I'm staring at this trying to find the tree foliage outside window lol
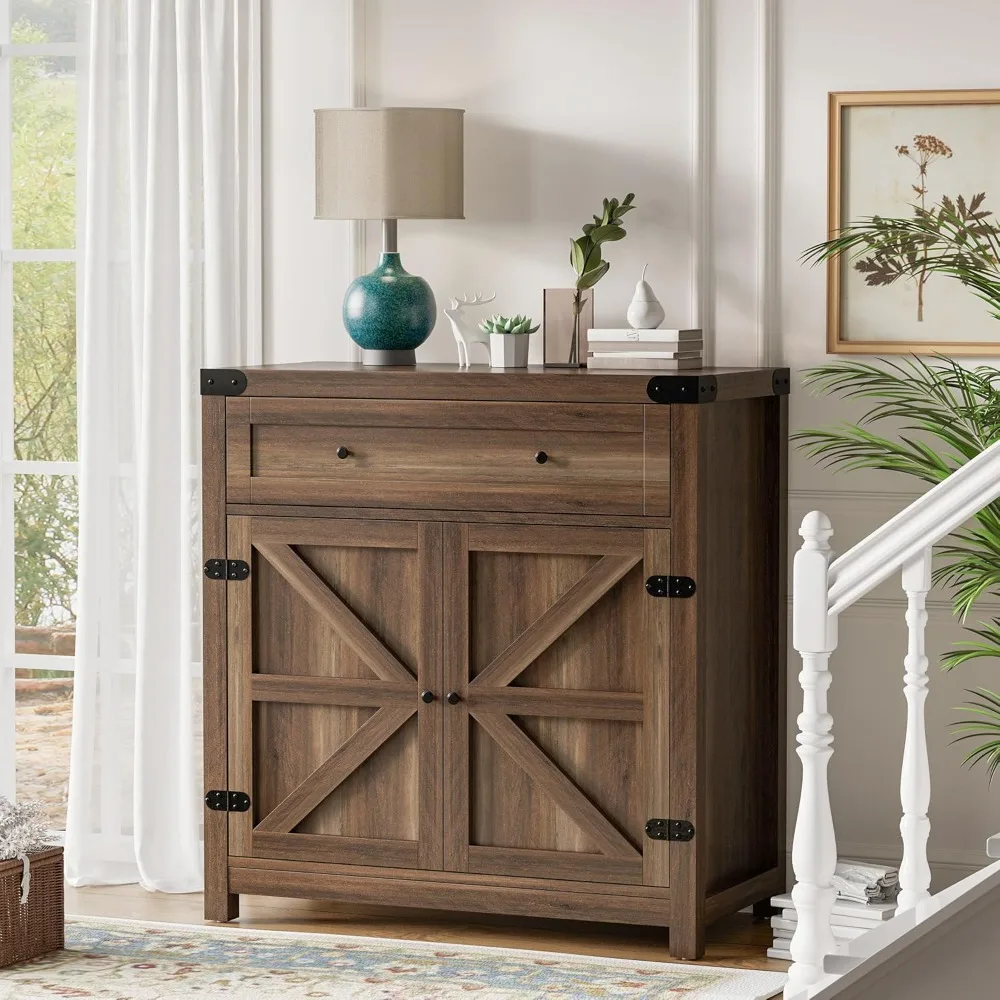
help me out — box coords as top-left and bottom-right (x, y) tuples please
(11, 9), (79, 628)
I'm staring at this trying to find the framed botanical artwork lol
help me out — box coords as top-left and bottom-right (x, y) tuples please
(828, 89), (1000, 355)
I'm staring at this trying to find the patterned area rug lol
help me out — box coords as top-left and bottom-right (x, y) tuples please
(0, 915), (787, 999)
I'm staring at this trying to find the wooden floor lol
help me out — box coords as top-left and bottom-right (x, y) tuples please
(65, 884), (788, 973)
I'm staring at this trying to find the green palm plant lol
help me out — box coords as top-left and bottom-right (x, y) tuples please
(800, 196), (1000, 782)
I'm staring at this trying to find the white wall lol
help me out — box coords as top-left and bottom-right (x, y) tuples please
(262, 0), (1000, 878)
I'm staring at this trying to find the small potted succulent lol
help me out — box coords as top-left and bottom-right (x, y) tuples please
(479, 313), (540, 369)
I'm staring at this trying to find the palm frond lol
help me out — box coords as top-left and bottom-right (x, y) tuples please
(950, 688), (1000, 783)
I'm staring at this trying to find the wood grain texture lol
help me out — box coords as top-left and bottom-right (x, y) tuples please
(201, 396), (237, 920)
(417, 523), (444, 871)
(467, 846), (642, 885)
(465, 687), (643, 721)
(228, 503), (670, 530)
(643, 529), (671, 888)
(235, 362), (785, 404)
(251, 516), (418, 549)
(772, 394), (789, 883)
(226, 397), (252, 502)
(250, 476), (643, 517)
(469, 710), (639, 860)
(470, 553), (642, 691)
(250, 397), (643, 432)
(442, 523), (470, 873)
(204, 369), (787, 945)
(254, 542), (415, 684)
(643, 405), (671, 517)
(228, 865), (673, 926)
(467, 523), (642, 555)
(255, 703), (416, 834)
(667, 405), (707, 960)
(701, 399), (786, 899)
(229, 853), (671, 899)
(226, 515), (254, 860)
(250, 674), (413, 707)
(252, 832), (419, 870)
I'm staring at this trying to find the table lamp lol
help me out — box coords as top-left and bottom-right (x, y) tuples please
(315, 107), (465, 365)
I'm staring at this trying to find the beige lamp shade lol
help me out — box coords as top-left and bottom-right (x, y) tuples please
(315, 107), (464, 220)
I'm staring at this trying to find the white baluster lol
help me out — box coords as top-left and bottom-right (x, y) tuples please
(898, 548), (932, 913)
(786, 512), (839, 999)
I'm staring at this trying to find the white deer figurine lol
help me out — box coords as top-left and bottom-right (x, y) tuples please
(444, 291), (496, 366)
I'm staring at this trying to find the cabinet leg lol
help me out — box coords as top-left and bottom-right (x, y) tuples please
(205, 889), (239, 923)
(753, 898), (779, 921)
(669, 916), (705, 960)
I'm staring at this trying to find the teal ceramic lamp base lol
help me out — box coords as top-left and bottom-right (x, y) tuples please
(343, 222), (436, 366)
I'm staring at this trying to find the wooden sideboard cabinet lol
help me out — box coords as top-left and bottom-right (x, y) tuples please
(201, 363), (789, 959)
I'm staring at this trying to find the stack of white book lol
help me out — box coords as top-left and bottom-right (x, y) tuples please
(585, 329), (703, 370)
(767, 891), (897, 962)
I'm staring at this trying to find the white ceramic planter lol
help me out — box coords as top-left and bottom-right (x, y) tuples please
(490, 333), (530, 368)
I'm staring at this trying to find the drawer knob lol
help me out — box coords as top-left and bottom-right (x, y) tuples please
(336, 446), (350, 460)
(446, 691), (461, 705)
(420, 690), (435, 704)
(534, 450), (548, 464)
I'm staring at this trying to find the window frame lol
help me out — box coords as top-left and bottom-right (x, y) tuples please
(0, 0), (89, 801)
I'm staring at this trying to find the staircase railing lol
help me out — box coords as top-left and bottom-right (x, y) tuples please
(785, 438), (1000, 999)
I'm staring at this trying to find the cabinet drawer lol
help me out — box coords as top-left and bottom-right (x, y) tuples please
(226, 398), (669, 517)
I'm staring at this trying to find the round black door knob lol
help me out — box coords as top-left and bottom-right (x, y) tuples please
(446, 692), (461, 705)
(534, 451), (548, 464)
(420, 690), (435, 704)
(336, 446), (350, 459)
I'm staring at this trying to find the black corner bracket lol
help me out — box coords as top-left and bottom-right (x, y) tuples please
(771, 368), (791, 396)
(646, 374), (718, 404)
(646, 575), (696, 598)
(645, 818), (695, 842)
(201, 368), (247, 396)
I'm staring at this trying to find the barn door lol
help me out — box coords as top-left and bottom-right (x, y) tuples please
(226, 516), (443, 870)
(442, 523), (670, 886)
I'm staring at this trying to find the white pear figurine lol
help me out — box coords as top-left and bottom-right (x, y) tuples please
(626, 263), (665, 330)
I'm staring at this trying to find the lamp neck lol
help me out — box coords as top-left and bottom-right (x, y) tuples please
(382, 218), (398, 254)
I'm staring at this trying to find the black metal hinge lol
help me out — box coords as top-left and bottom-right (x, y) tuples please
(646, 374), (718, 404)
(771, 368), (791, 395)
(645, 575), (696, 598)
(201, 369), (247, 396)
(204, 559), (250, 581)
(645, 818), (695, 842)
(205, 790), (251, 813)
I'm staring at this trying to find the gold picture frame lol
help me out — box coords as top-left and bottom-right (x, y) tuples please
(828, 89), (1000, 355)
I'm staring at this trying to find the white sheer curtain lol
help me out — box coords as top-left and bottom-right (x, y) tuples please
(66, 0), (253, 890)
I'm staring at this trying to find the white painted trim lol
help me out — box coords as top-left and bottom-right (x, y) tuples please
(12, 653), (75, 671)
(828, 439), (1000, 614)
(0, 0), (15, 801)
(0, 42), (77, 57)
(244, 0), (263, 367)
(811, 856), (1000, 997)
(0, 248), (77, 262)
(1, 460), (78, 475)
(346, 0), (366, 364)
(690, 0), (713, 359)
(755, 0), (779, 367)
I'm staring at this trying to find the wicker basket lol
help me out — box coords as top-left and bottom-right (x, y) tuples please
(0, 847), (64, 968)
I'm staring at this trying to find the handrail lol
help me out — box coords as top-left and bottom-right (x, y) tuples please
(827, 439), (1000, 616)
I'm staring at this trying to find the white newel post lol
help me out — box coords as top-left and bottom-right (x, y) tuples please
(898, 547), (933, 913)
(786, 512), (839, 999)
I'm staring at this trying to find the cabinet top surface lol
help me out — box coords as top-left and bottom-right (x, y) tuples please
(202, 363), (790, 404)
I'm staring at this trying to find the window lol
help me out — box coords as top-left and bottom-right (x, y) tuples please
(1, 0), (86, 832)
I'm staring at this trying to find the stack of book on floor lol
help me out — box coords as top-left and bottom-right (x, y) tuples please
(585, 328), (703, 370)
(768, 861), (900, 961)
